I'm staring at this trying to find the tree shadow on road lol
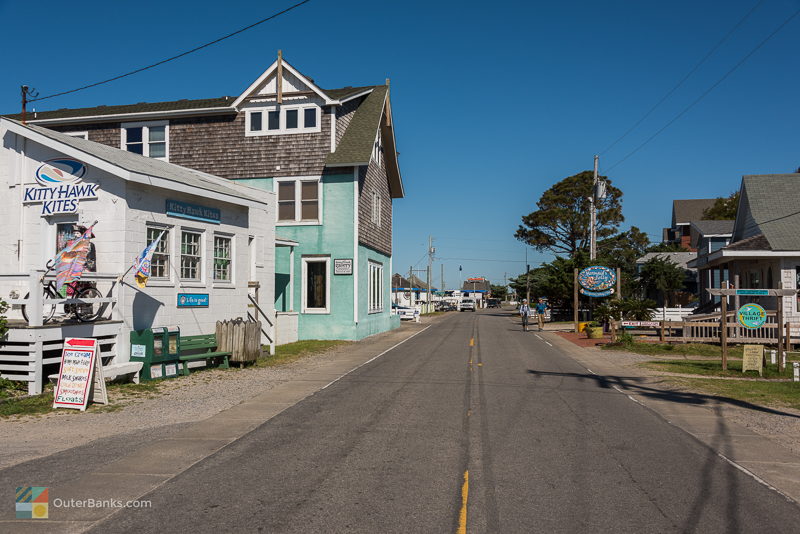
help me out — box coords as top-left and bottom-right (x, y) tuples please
(526, 369), (800, 419)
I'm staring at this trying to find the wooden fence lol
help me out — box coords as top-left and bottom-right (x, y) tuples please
(216, 319), (262, 364)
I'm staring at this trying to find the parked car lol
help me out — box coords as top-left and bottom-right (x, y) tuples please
(392, 304), (418, 320)
(486, 298), (500, 308)
(459, 298), (476, 312)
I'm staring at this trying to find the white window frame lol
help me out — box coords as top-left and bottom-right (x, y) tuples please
(371, 129), (383, 167)
(301, 256), (330, 314)
(64, 131), (88, 140)
(368, 260), (384, 313)
(371, 191), (381, 227)
(121, 120), (169, 161)
(145, 224), (172, 282)
(274, 176), (323, 225)
(212, 233), (234, 284)
(245, 104), (321, 136)
(179, 228), (204, 283)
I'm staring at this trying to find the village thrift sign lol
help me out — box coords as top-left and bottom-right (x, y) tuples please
(737, 303), (767, 329)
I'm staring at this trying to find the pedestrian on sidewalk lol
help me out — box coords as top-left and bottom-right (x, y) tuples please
(520, 299), (531, 332)
(535, 298), (549, 331)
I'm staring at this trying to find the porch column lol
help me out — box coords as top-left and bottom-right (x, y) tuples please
(289, 246), (295, 312)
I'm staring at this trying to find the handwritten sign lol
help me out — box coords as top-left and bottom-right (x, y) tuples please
(742, 344), (764, 376)
(53, 338), (106, 411)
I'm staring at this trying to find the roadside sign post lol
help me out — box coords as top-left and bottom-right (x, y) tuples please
(720, 296), (728, 370)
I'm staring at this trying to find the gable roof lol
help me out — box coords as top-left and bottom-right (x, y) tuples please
(635, 252), (697, 270)
(733, 174), (800, 251)
(1, 118), (268, 207)
(690, 219), (734, 236)
(462, 279), (491, 292)
(231, 57), (337, 109)
(671, 198), (716, 226)
(724, 233), (772, 251)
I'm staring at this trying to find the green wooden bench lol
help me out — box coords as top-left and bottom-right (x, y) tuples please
(178, 334), (231, 376)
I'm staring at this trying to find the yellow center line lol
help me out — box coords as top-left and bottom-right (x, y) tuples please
(457, 470), (469, 534)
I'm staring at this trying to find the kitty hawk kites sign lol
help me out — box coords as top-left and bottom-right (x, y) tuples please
(23, 159), (99, 216)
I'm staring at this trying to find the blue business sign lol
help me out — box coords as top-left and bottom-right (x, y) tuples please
(177, 293), (209, 308)
(577, 265), (616, 297)
(166, 199), (221, 224)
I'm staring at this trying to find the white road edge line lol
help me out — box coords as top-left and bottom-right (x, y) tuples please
(321, 325), (433, 390)
(717, 452), (797, 504)
(586, 368), (596, 375)
(535, 334), (543, 340)
(608, 378), (796, 504)
(544, 341), (553, 346)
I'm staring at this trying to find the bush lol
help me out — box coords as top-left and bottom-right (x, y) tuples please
(594, 298), (655, 325)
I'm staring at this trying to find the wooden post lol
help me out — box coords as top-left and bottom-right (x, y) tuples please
(659, 321), (666, 342)
(616, 267), (621, 299)
(611, 321), (617, 342)
(786, 321), (792, 353)
(720, 296), (728, 370)
(777, 296), (784, 373)
(573, 269), (580, 333)
(277, 50), (283, 104)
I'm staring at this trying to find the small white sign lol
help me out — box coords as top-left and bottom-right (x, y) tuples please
(334, 259), (353, 275)
(150, 365), (163, 379)
(131, 344), (146, 358)
(164, 363), (178, 376)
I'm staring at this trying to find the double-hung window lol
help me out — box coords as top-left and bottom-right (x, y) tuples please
(122, 121), (168, 160)
(302, 257), (329, 313)
(213, 235), (233, 282)
(276, 179), (320, 223)
(368, 261), (384, 313)
(180, 230), (203, 281)
(146, 226), (170, 280)
(246, 105), (320, 136)
(371, 191), (381, 227)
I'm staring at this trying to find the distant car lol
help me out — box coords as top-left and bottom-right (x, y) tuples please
(459, 299), (476, 312)
(392, 304), (418, 320)
(486, 298), (500, 308)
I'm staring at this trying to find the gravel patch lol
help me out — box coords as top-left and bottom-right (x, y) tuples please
(0, 345), (348, 470)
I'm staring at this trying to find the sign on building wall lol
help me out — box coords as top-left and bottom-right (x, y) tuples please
(334, 259), (353, 275)
(177, 293), (210, 307)
(578, 266), (616, 297)
(23, 159), (98, 216)
(166, 199), (221, 224)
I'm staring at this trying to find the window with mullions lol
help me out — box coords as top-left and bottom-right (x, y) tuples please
(246, 105), (320, 135)
(213, 235), (232, 282)
(368, 261), (384, 313)
(146, 227), (170, 280)
(180, 231), (202, 281)
(122, 122), (168, 160)
(276, 179), (320, 222)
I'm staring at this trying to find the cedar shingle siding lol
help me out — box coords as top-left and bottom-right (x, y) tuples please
(358, 159), (392, 256)
(53, 109), (333, 179)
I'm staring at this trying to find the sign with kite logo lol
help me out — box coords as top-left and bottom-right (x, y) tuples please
(23, 158), (98, 216)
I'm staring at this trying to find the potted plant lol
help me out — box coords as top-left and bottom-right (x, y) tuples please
(585, 321), (604, 339)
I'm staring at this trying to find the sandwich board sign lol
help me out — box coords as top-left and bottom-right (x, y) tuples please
(53, 338), (107, 410)
(741, 344), (764, 377)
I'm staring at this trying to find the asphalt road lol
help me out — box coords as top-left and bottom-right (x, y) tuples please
(93, 310), (800, 533)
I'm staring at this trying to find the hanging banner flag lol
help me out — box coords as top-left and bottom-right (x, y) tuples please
(133, 231), (165, 288)
(51, 224), (96, 293)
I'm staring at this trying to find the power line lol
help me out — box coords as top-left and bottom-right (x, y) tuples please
(605, 4), (800, 173)
(600, 0), (765, 156)
(29, 0), (312, 103)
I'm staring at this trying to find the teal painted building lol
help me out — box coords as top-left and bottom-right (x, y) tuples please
(236, 57), (405, 341)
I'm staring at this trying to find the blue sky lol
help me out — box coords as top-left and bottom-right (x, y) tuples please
(2, 0), (799, 290)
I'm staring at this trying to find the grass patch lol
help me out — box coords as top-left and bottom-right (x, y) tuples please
(256, 340), (350, 367)
(667, 377), (800, 412)
(641, 359), (792, 379)
(0, 377), (28, 400)
(603, 341), (745, 359)
(421, 311), (446, 317)
(0, 392), (55, 418)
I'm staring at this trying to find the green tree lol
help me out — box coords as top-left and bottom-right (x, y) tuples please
(638, 256), (686, 307)
(646, 242), (686, 253)
(490, 284), (508, 300)
(596, 226), (649, 297)
(510, 251), (591, 307)
(515, 171), (624, 256)
(703, 191), (739, 220)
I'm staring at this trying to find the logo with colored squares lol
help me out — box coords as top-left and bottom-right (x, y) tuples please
(16, 486), (48, 519)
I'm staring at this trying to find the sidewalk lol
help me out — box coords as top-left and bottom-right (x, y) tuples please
(544, 329), (800, 505)
(1, 318), (436, 533)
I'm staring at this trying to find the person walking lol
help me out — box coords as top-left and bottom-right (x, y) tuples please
(535, 298), (549, 331)
(519, 299), (531, 332)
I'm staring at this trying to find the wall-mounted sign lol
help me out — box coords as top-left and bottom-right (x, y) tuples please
(334, 258), (353, 275)
(23, 159), (98, 216)
(621, 321), (661, 328)
(578, 266), (616, 297)
(166, 199), (220, 224)
(737, 303), (766, 329)
(177, 293), (209, 308)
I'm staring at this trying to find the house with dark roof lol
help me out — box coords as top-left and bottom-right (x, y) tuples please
(6, 55), (405, 341)
(662, 199), (717, 250)
(687, 220), (734, 308)
(688, 174), (800, 318)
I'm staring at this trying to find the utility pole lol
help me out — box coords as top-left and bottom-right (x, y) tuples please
(441, 263), (445, 291)
(590, 154), (598, 261)
(427, 236), (434, 313)
(525, 248), (530, 303)
(408, 265), (413, 307)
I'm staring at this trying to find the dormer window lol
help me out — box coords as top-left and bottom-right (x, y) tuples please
(246, 105), (320, 136)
